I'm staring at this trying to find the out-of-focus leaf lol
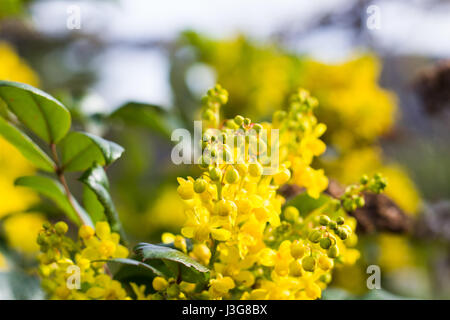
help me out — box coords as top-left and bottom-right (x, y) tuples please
(79, 164), (126, 242)
(0, 117), (55, 171)
(321, 288), (355, 300)
(0, 271), (44, 300)
(83, 185), (105, 224)
(59, 131), (124, 172)
(110, 102), (174, 138)
(0, 80), (71, 143)
(14, 175), (92, 226)
(322, 288), (411, 300)
(360, 289), (409, 300)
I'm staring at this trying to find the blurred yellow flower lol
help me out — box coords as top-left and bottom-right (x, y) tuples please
(3, 213), (46, 255)
(377, 234), (416, 272)
(181, 34), (421, 216)
(0, 42), (43, 255)
(0, 252), (8, 271)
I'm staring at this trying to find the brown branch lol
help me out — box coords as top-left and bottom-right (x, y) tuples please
(50, 143), (89, 226)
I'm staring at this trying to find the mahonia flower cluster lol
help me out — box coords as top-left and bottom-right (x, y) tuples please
(33, 85), (386, 300)
(37, 221), (129, 300)
(170, 85), (365, 299)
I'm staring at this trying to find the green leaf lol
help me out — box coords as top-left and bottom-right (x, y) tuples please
(134, 243), (209, 274)
(0, 80), (71, 143)
(79, 163), (126, 242)
(0, 271), (44, 300)
(113, 258), (172, 283)
(103, 258), (164, 277)
(0, 117), (55, 171)
(82, 132), (124, 165)
(14, 175), (92, 226)
(83, 185), (105, 224)
(59, 131), (124, 172)
(110, 102), (174, 138)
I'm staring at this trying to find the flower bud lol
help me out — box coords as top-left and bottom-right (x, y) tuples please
(336, 227), (349, 240)
(152, 277), (168, 291)
(43, 222), (52, 230)
(248, 163), (263, 177)
(234, 115), (244, 126)
(174, 236), (187, 253)
(320, 273), (332, 284)
(290, 240), (307, 259)
(225, 168), (239, 184)
(194, 178), (207, 193)
(79, 225), (95, 239)
(328, 220), (337, 231)
(273, 167), (291, 185)
(355, 196), (365, 208)
(289, 260), (303, 277)
(319, 237), (332, 250)
(284, 206), (299, 222)
(308, 230), (322, 243)
(209, 167), (222, 181)
(235, 164), (248, 176)
(318, 215), (330, 226)
(327, 245), (339, 258)
(167, 284), (180, 298)
(55, 221), (68, 235)
(360, 174), (369, 185)
(202, 109), (216, 122)
(318, 256), (333, 271)
(253, 123), (263, 133)
(225, 119), (238, 129)
(342, 198), (356, 212)
(302, 256), (316, 272)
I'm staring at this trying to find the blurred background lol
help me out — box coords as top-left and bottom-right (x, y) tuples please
(0, 0), (449, 299)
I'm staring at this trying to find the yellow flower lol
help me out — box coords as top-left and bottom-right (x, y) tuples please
(0, 253), (8, 271)
(37, 221), (129, 300)
(173, 86), (359, 300)
(130, 282), (151, 300)
(181, 206), (231, 242)
(86, 274), (129, 300)
(209, 274), (235, 299)
(3, 213), (45, 254)
(81, 222), (129, 261)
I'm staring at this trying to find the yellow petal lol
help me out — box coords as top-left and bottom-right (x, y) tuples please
(211, 228), (231, 241)
(181, 227), (195, 238)
(259, 248), (276, 267)
(95, 221), (111, 240)
(114, 245), (129, 259)
(86, 287), (105, 299)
